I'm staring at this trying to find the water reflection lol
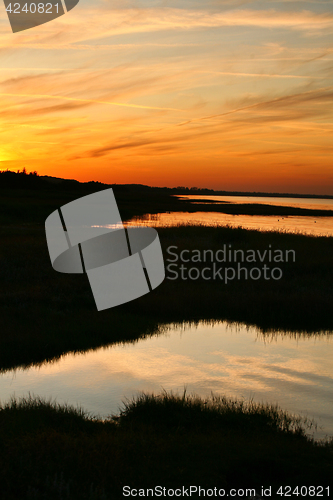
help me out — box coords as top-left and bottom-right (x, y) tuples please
(1, 322), (332, 439)
(128, 212), (333, 236)
(178, 195), (333, 212)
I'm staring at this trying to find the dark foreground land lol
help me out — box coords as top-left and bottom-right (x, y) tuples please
(2, 221), (333, 371)
(1, 173), (333, 371)
(1, 171), (333, 497)
(0, 393), (332, 499)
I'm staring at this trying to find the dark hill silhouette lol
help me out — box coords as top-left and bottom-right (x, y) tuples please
(1, 168), (333, 199)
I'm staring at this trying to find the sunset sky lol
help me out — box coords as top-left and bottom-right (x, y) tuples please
(0, 0), (333, 194)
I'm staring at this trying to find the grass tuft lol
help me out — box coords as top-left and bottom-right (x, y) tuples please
(115, 391), (316, 437)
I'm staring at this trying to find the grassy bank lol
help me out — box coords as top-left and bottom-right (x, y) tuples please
(0, 393), (332, 499)
(1, 173), (333, 371)
(1, 175), (333, 499)
(1, 220), (333, 372)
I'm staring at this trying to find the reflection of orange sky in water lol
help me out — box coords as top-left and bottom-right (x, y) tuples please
(179, 195), (333, 212)
(124, 195), (333, 236)
(128, 213), (333, 236)
(91, 196), (333, 235)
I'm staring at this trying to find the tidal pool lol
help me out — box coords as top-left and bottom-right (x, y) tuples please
(1, 322), (332, 439)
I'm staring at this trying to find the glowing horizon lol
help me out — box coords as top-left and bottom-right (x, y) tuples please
(0, 0), (333, 195)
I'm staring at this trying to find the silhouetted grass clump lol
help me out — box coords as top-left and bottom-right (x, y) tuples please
(0, 393), (332, 499)
(0, 395), (95, 436)
(116, 391), (315, 437)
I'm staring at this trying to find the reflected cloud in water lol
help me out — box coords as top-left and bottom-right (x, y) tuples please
(1, 321), (332, 439)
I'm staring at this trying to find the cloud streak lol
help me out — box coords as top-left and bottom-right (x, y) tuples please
(0, 93), (183, 112)
(177, 87), (333, 126)
(1, 7), (333, 50)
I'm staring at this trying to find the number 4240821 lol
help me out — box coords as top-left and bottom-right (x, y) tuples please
(6, 3), (59, 14)
(276, 486), (330, 497)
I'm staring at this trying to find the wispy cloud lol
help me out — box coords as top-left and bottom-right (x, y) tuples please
(0, 0), (332, 193)
(177, 87), (333, 126)
(196, 70), (322, 79)
(1, 7), (333, 50)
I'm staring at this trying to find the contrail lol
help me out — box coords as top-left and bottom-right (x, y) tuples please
(0, 93), (183, 112)
(177, 86), (333, 126)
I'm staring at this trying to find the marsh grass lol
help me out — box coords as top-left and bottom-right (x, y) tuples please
(2, 175), (333, 498)
(116, 391), (317, 437)
(1, 178), (333, 371)
(1, 218), (333, 372)
(0, 393), (332, 499)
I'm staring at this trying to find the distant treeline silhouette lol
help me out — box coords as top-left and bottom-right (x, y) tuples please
(1, 168), (332, 199)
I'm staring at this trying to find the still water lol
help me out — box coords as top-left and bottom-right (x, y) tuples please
(178, 195), (333, 212)
(1, 196), (332, 440)
(127, 196), (333, 236)
(1, 322), (332, 439)
(128, 212), (333, 236)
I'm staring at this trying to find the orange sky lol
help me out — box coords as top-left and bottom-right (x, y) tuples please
(0, 1), (333, 194)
